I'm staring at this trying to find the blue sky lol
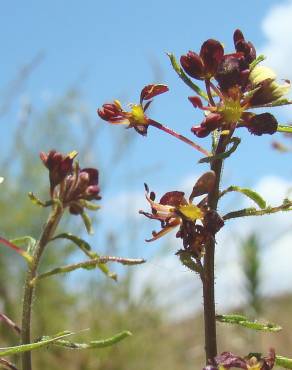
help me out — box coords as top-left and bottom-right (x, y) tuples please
(2, 0), (291, 187)
(2, 0), (292, 313)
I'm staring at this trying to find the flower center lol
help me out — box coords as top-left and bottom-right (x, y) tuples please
(130, 105), (148, 125)
(219, 98), (243, 124)
(178, 204), (203, 221)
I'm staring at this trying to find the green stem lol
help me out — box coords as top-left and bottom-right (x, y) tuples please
(202, 134), (228, 364)
(21, 205), (63, 370)
(223, 201), (292, 221)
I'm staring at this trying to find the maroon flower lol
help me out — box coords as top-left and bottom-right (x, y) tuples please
(180, 39), (224, 80)
(140, 172), (223, 257)
(64, 167), (101, 215)
(233, 29), (256, 64)
(212, 349), (275, 370)
(40, 150), (77, 196)
(215, 53), (250, 92)
(191, 113), (223, 138)
(40, 150), (101, 215)
(187, 29), (290, 138)
(98, 84), (169, 136)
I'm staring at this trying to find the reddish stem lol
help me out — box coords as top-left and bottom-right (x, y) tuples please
(149, 119), (210, 157)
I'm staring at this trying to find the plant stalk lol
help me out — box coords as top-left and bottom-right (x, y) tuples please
(202, 135), (227, 364)
(21, 205), (63, 370)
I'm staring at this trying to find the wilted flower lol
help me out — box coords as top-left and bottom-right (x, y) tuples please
(206, 349), (276, 370)
(139, 172), (224, 257)
(184, 29), (291, 138)
(98, 84), (168, 136)
(40, 150), (101, 215)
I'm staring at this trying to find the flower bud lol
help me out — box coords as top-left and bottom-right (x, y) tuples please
(40, 150), (76, 195)
(180, 51), (204, 80)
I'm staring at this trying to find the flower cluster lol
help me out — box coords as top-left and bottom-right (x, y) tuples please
(203, 349), (275, 370)
(139, 172), (224, 257)
(40, 150), (101, 215)
(97, 84), (168, 136)
(181, 29), (290, 137)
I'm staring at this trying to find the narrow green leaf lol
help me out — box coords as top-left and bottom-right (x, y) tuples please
(51, 233), (117, 281)
(277, 125), (292, 134)
(54, 330), (132, 350)
(199, 137), (241, 163)
(0, 237), (32, 265)
(28, 192), (53, 207)
(81, 212), (93, 234)
(166, 53), (209, 101)
(249, 54), (266, 70)
(32, 257), (145, 285)
(0, 331), (73, 357)
(216, 314), (281, 332)
(10, 236), (37, 256)
(220, 186), (266, 209)
(80, 200), (101, 211)
(276, 355), (292, 369)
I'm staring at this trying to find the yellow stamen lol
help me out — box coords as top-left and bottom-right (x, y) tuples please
(130, 105), (148, 125)
(114, 99), (122, 109)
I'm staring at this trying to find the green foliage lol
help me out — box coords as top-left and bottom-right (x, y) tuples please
(167, 53), (208, 101)
(276, 355), (292, 369)
(220, 186), (266, 209)
(51, 233), (117, 280)
(199, 137), (241, 163)
(216, 314), (281, 332)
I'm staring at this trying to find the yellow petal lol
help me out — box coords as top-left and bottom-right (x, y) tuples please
(249, 65), (276, 86)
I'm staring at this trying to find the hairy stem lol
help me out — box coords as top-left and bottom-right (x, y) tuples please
(202, 135), (228, 364)
(21, 205), (63, 370)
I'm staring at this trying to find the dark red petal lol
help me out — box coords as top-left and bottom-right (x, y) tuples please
(215, 352), (247, 369)
(180, 51), (204, 80)
(262, 349), (276, 370)
(233, 29), (245, 45)
(234, 30), (256, 63)
(215, 54), (247, 91)
(160, 191), (187, 207)
(97, 103), (124, 121)
(140, 84), (169, 102)
(80, 168), (99, 185)
(200, 39), (224, 77)
(134, 125), (149, 136)
(188, 96), (203, 109)
(247, 113), (278, 136)
(191, 125), (212, 138)
(203, 113), (223, 130)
